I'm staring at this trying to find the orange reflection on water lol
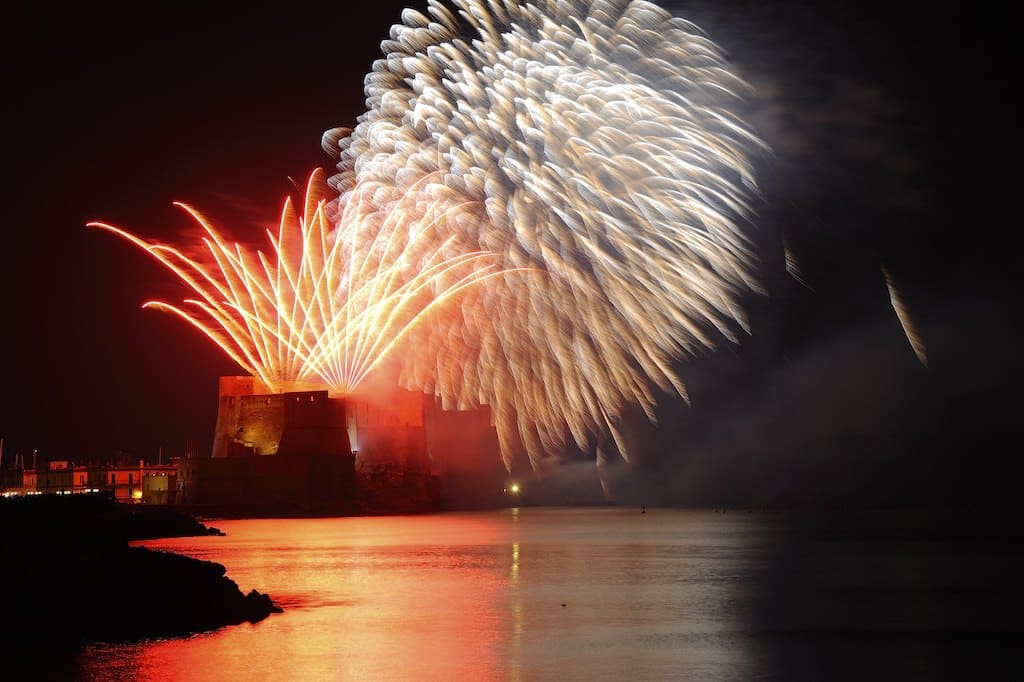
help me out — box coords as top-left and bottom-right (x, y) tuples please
(81, 509), (760, 681)
(101, 514), (519, 681)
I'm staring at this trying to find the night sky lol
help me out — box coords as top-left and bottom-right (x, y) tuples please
(3, 2), (1017, 505)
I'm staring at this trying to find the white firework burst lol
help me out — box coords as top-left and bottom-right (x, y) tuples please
(324, 0), (767, 470)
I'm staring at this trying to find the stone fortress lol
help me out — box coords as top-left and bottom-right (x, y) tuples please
(177, 374), (508, 514)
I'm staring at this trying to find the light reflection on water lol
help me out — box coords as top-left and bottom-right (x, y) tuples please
(80, 508), (762, 681)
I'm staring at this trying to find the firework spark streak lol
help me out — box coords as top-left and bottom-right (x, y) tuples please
(324, 0), (767, 469)
(882, 266), (928, 367)
(781, 231), (812, 290)
(89, 170), (515, 394)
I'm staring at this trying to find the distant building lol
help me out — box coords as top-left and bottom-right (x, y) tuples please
(37, 461), (73, 494)
(99, 462), (177, 503)
(142, 467), (175, 505)
(21, 468), (37, 493)
(1, 460), (176, 503)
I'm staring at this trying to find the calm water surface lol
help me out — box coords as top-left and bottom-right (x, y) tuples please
(76, 508), (1020, 681)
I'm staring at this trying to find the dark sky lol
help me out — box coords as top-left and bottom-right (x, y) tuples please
(2, 2), (1018, 503)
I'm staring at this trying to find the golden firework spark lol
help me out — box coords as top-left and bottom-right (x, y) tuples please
(781, 231), (812, 290)
(324, 0), (767, 468)
(89, 169), (517, 394)
(882, 266), (928, 367)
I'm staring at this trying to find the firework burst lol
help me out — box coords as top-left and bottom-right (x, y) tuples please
(324, 0), (767, 469)
(89, 169), (514, 394)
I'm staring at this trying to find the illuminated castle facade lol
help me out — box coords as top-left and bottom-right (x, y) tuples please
(177, 376), (507, 513)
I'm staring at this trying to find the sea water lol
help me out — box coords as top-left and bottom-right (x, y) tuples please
(73, 508), (1020, 681)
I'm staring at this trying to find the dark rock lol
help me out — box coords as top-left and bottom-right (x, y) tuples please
(120, 506), (225, 540)
(0, 493), (280, 642)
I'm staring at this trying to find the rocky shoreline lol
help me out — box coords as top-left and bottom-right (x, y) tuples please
(0, 493), (281, 642)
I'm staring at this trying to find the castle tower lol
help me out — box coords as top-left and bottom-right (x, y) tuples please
(211, 376), (270, 457)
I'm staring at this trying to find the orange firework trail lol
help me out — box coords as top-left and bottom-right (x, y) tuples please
(89, 169), (519, 394)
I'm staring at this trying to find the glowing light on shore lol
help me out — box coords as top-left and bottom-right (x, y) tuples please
(89, 170), (517, 394)
(324, 0), (766, 468)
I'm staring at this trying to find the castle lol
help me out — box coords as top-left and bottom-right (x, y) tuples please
(176, 375), (508, 514)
